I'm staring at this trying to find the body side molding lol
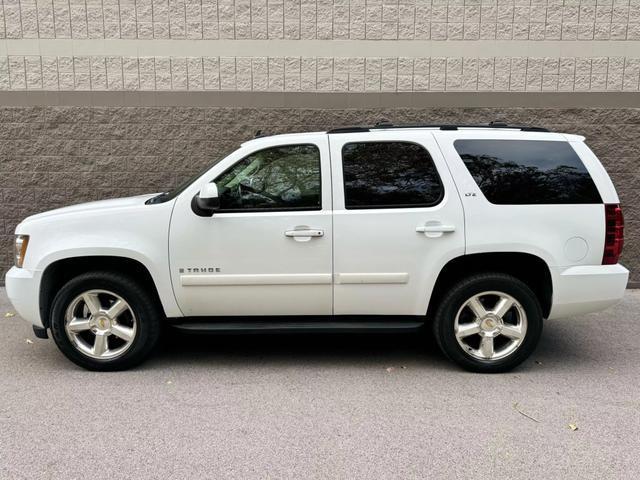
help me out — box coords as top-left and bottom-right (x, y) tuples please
(181, 273), (332, 286)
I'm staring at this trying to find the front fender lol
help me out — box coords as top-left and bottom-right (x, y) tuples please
(16, 199), (182, 319)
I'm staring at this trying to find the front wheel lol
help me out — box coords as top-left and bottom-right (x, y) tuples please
(433, 273), (543, 373)
(50, 271), (162, 371)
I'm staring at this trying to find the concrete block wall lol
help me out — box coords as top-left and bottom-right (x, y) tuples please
(1, 55), (640, 92)
(1, 0), (639, 41)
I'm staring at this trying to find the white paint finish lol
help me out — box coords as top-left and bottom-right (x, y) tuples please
(329, 130), (466, 316)
(168, 133), (334, 316)
(564, 237), (589, 262)
(2, 39), (640, 58)
(548, 264), (629, 319)
(562, 134), (586, 142)
(181, 273), (332, 286)
(434, 130), (607, 268)
(334, 273), (410, 284)
(8, 194), (183, 321)
(4, 267), (42, 327)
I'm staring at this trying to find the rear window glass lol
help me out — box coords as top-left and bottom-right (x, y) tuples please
(454, 139), (602, 205)
(342, 142), (443, 209)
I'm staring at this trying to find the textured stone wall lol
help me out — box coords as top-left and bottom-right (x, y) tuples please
(0, 105), (638, 285)
(1, 0), (639, 41)
(2, 55), (640, 92)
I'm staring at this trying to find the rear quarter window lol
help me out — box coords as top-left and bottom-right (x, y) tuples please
(454, 139), (602, 205)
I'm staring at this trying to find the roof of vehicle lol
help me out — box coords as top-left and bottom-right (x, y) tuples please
(326, 121), (549, 133)
(241, 122), (585, 146)
(241, 131), (326, 147)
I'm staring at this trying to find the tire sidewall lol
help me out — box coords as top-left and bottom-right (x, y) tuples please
(50, 272), (160, 371)
(435, 274), (543, 373)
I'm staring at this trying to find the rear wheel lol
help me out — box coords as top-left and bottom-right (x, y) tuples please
(433, 273), (543, 373)
(50, 271), (162, 371)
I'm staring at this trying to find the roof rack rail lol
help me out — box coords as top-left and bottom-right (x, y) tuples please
(327, 122), (549, 134)
(327, 126), (371, 134)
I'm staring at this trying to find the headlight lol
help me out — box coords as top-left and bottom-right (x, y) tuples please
(15, 235), (29, 268)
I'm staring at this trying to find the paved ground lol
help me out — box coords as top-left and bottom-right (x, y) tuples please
(1, 288), (639, 480)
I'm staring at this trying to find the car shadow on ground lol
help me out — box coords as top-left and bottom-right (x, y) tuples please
(148, 327), (450, 368)
(21, 316), (601, 373)
(137, 318), (597, 373)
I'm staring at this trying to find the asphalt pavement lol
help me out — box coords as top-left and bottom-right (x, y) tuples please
(1, 287), (639, 480)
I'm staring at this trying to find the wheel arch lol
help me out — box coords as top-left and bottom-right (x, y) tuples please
(39, 256), (167, 328)
(427, 252), (553, 320)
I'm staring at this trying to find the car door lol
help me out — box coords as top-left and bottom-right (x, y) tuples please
(329, 130), (465, 316)
(169, 134), (333, 316)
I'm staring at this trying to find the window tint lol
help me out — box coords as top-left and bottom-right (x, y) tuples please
(215, 144), (321, 211)
(454, 139), (602, 205)
(342, 142), (443, 209)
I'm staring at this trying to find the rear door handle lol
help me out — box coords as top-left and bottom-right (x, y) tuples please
(416, 223), (456, 238)
(285, 228), (324, 242)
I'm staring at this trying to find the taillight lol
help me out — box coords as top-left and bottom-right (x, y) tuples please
(603, 204), (624, 265)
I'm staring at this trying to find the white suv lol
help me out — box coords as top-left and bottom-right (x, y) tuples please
(5, 122), (628, 372)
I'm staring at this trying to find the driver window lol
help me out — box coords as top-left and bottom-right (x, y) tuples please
(214, 144), (321, 211)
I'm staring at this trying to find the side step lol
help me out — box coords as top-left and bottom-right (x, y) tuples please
(171, 321), (425, 335)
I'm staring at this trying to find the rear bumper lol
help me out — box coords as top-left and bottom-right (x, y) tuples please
(5, 267), (43, 327)
(548, 264), (629, 319)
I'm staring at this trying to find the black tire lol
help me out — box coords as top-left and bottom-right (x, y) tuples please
(433, 273), (543, 373)
(50, 271), (162, 371)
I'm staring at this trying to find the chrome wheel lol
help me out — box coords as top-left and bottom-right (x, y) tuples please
(454, 291), (527, 361)
(64, 290), (137, 360)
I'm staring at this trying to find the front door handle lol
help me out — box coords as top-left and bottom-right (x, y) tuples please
(416, 225), (456, 233)
(285, 228), (324, 242)
(285, 229), (324, 237)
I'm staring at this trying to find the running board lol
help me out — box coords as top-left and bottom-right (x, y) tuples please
(171, 320), (425, 335)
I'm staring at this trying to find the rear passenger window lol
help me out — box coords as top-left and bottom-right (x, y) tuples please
(454, 140), (602, 205)
(342, 142), (443, 209)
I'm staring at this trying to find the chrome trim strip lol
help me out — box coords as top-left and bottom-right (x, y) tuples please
(181, 273), (333, 286)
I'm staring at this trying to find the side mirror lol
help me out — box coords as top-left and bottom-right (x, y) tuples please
(192, 182), (220, 217)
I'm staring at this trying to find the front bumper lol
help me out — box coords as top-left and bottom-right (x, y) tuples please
(548, 263), (629, 319)
(5, 266), (43, 327)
